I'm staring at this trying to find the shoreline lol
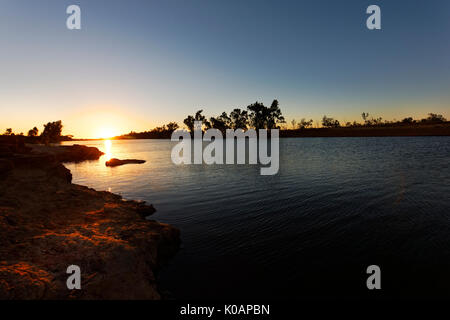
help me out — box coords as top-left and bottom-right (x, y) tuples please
(0, 140), (180, 299)
(3, 123), (447, 142)
(71, 123), (450, 140)
(279, 123), (450, 137)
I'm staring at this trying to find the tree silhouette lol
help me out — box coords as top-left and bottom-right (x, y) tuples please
(247, 99), (285, 130)
(298, 118), (313, 129)
(3, 128), (12, 135)
(426, 113), (446, 123)
(247, 102), (268, 130)
(166, 122), (179, 133)
(322, 115), (340, 128)
(229, 108), (248, 129)
(183, 115), (195, 132)
(361, 112), (369, 122)
(41, 121), (63, 143)
(209, 112), (231, 133)
(402, 117), (414, 124)
(291, 119), (297, 129)
(27, 127), (39, 137)
(266, 100), (285, 129)
(183, 110), (210, 132)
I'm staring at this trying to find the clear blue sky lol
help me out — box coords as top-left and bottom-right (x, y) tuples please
(1, 0), (449, 137)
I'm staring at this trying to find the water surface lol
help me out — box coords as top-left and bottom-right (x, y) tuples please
(64, 137), (450, 298)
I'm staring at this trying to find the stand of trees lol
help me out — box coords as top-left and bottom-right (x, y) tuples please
(322, 116), (340, 128)
(345, 112), (448, 128)
(27, 127), (39, 137)
(286, 112), (448, 130)
(115, 103), (448, 139)
(41, 120), (63, 143)
(1, 121), (70, 144)
(121, 122), (179, 139)
(183, 99), (285, 134)
(119, 99), (285, 139)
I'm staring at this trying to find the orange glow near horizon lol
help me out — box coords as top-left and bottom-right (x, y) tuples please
(62, 107), (152, 139)
(3, 99), (449, 139)
(96, 127), (121, 139)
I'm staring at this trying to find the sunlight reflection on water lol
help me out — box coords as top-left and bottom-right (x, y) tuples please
(104, 139), (112, 161)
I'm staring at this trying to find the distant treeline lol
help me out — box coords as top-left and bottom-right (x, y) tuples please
(1, 120), (72, 143)
(119, 99), (285, 139)
(3, 102), (448, 140)
(314, 112), (448, 129)
(117, 100), (448, 139)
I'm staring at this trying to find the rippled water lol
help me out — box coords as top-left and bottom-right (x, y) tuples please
(63, 137), (450, 298)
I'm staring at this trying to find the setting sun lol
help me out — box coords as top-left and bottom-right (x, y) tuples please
(96, 127), (120, 139)
(61, 108), (151, 139)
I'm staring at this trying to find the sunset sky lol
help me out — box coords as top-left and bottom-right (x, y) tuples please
(1, 0), (449, 138)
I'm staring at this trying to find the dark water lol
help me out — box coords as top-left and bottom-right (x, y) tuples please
(64, 137), (450, 298)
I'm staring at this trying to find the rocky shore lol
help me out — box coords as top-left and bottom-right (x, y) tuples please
(0, 138), (180, 299)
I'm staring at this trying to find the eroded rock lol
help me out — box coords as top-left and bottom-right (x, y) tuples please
(0, 142), (180, 300)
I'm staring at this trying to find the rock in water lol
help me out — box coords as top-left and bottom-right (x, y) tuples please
(105, 158), (146, 167)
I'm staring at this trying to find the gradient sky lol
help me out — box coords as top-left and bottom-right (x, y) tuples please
(1, 0), (449, 138)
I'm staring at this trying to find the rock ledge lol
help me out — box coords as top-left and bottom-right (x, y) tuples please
(0, 140), (180, 299)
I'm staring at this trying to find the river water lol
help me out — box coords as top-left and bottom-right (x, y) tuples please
(63, 137), (450, 298)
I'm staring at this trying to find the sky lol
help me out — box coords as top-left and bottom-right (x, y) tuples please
(1, 0), (449, 138)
